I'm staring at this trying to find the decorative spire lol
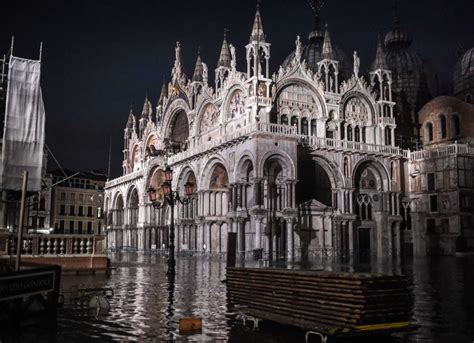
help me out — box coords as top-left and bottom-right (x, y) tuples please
(141, 94), (152, 119)
(192, 49), (204, 82)
(158, 77), (168, 106)
(321, 27), (335, 60)
(218, 30), (231, 68)
(249, 3), (265, 43)
(374, 34), (388, 70)
(127, 105), (135, 128)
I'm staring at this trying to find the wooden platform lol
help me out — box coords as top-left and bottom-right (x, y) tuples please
(226, 267), (415, 337)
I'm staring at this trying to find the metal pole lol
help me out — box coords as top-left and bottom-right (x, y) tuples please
(168, 199), (175, 276)
(15, 170), (28, 271)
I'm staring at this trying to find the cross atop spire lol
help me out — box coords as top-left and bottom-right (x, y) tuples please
(308, 0), (324, 30)
(249, 3), (265, 43)
(393, 0), (400, 29)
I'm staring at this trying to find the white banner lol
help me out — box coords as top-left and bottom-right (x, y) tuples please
(0, 55), (45, 191)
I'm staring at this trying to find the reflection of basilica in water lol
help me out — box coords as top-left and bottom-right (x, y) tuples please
(104, 2), (474, 260)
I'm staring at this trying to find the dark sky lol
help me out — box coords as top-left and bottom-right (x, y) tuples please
(1, 0), (472, 178)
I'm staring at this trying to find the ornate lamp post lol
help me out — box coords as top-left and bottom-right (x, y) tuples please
(148, 165), (194, 276)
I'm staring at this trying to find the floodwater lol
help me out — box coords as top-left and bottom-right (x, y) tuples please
(2, 253), (474, 343)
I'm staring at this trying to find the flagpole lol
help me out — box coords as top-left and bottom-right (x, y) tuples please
(39, 42), (43, 62)
(15, 170), (28, 271)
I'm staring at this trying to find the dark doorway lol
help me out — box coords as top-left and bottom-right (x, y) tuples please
(358, 227), (371, 263)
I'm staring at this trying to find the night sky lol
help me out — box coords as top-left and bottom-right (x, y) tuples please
(1, 0), (472, 178)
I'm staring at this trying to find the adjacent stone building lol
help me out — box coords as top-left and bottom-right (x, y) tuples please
(51, 169), (107, 235)
(408, 47), (474, 255)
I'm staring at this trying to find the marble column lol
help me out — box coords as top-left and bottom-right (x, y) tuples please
(286, 218), (294, 261)
(237, 219), (245, 254)
(254, 216), (263, 250)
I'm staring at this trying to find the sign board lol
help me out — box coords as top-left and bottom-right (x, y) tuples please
(0, 270), (56, 301)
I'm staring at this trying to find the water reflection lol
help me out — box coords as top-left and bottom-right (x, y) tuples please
(1, 254), (473, 342)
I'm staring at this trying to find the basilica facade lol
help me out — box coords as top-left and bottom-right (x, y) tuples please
(104, 5), (474, 260)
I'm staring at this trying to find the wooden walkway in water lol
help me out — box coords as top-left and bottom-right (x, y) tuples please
(227, 267), (415, 340)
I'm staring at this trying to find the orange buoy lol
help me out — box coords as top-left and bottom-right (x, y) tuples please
(179, 317), (202, 334)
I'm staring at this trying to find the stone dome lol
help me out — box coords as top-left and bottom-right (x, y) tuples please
(374, 27), (437, 110)
(453, 47), (474, 98)
(419, 96), (474, 147)
(282, 29), (351, 78)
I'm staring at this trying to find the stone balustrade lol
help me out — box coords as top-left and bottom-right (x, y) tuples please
(1, 233), (106, 257)
(378, 117), (396, 126)
(106, 169), (143, 188)
(168, 122), (297, 165)
(409, 142), (474, 161)
(304, 135), (407, 157)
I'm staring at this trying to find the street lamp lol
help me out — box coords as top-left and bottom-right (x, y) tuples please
(148, 166), (194, 276)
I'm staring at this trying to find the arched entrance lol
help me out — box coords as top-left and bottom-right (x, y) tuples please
(208, 163), (229, 253)
(114, 193), (124, 249)
(296, 157), (335, 260)
(127, 187), (139, 249)
(353, 161), (386, 262)
(177, 169), (198, 251)
(264, 157), (285, 260)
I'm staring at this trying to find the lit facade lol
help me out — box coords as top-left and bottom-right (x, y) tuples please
(104, 5), (474, 258)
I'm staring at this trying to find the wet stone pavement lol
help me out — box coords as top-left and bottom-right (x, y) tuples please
(1, 253), (474, 342)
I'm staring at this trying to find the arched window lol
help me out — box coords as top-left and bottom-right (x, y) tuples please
(291, 116), (298, 133)
(347, 125), (353, 141)
(426, 122), (433, 142)
(362, 127), (366, 143)
(301, 118), (309, 135)
(39, 197), (46, 211)
(453, 115), (461, 136)
(280, 114), (288, 125)
(466, 94), (472, 104)
(343, 157), (349, 177)
(311, 119), (317, 136)
(390, 161), (397, 182)
(354, 126), (360, 142)
(385, 127), (392, 145)
(440, 114), (447, 139)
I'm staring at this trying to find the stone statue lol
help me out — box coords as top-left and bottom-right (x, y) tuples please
(202, 62), (208, 83)
(175, 41), (181, 64)
(295, 35), (302, 61)
(353, 50), (360, 77)
(229, 44), (237, 70)
(172, 41), (182, 83)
